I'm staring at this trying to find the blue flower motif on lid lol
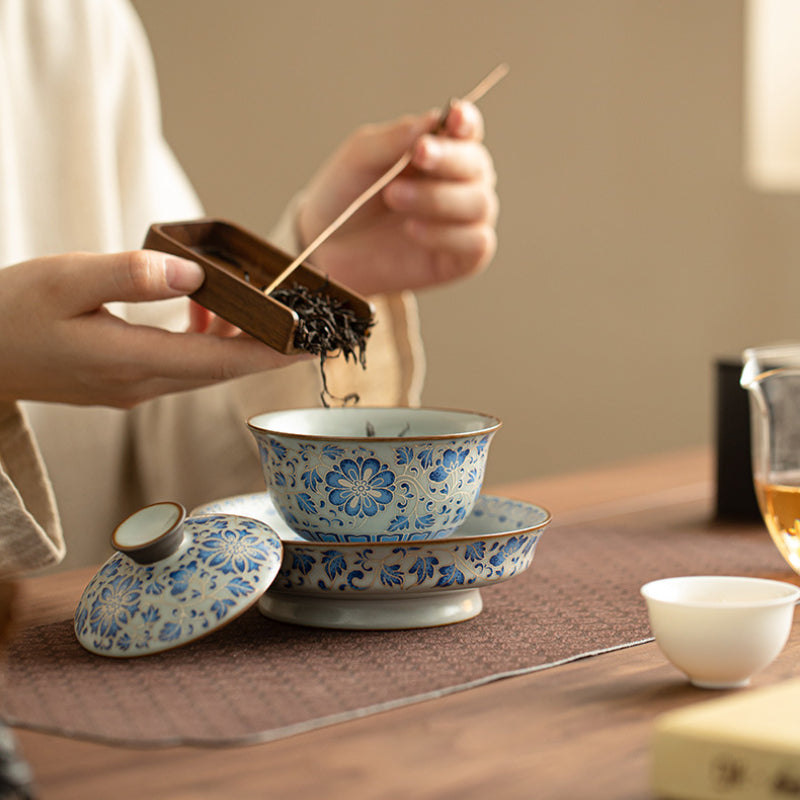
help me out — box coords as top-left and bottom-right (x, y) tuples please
(196, 521), (274, 574)
(168, 561), (197, 595)
(88, 574), (141, 638)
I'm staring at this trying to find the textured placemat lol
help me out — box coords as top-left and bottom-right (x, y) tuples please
(1, 496), (791, 747)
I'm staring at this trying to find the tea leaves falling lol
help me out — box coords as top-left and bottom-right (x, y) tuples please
(271, 282), (374, 407)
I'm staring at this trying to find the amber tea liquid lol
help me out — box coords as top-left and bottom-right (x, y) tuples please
(756, 478), (800, 574)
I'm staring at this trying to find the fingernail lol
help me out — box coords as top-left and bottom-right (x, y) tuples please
(448, 100), (473, 137)
(456, 118), (472, 137)
(414, 137), (442, 170)
(165, 256), (204, 293)
(455, 111), (473, 137)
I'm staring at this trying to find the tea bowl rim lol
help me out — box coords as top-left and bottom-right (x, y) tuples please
(640, 574), (800, 610)
(246, 406), (502, 442)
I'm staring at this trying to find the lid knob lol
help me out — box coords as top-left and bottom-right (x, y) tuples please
(111, 502), (186, 564)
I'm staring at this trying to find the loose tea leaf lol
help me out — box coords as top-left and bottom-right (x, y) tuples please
(271, 281), (374, 407)
(365, 421), (410, 437)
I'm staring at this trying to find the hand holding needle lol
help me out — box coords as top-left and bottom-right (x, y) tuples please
(262, 63), (509, 297)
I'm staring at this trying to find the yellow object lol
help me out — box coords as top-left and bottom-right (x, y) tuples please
(652, 678), (800, 799)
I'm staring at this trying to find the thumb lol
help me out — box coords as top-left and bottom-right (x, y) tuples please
(62, 250), (205, 313)
(353, 109), (441, 171)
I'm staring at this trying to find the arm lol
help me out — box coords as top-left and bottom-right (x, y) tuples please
(0, 250), (304, 409)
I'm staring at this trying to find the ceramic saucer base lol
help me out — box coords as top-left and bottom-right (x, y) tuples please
(258, 588), (483, 630)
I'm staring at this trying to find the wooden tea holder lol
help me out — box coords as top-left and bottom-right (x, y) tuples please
(144, 218), (375, 354)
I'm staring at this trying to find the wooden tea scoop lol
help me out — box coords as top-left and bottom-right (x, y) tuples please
(261, 62), (510, 296)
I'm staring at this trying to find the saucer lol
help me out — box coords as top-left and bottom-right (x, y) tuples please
(191, 493), (551, 629)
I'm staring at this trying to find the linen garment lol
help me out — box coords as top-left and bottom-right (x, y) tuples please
(0, 0), (424, 575)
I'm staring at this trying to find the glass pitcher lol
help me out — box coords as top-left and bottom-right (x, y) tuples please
(741, 344), (800, 574)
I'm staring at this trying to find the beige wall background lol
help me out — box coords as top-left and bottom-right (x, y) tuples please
(132, 0), (800, 487)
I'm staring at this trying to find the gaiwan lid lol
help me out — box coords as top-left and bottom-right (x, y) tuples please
(74, 502), (282, 658)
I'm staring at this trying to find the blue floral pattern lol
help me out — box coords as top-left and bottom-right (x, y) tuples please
(275, 527), (540, 594)
(253, 433), (495, 541)
(75, 515), (281, 657)
(325, 457), (395, 517)
(192, 493), (551, 598)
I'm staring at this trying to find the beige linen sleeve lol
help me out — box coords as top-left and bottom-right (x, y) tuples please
(0, 402), (64, 576)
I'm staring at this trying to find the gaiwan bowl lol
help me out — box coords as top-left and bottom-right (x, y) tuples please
(641, 575), (800, 689)
(247, 407), (501, 542)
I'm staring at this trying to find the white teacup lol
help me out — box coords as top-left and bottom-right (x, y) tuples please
(641, 575), (800, 689)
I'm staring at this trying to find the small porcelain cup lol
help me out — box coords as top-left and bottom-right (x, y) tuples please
(247, 407), (501, 542)
(641, 575), (800, 689)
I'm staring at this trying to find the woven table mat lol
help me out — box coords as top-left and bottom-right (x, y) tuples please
(1, 496), (790, 747)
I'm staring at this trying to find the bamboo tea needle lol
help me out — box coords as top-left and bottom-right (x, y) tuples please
(262, 62), (510, 297)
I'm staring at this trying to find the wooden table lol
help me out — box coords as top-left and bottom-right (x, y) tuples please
(10, 448), (799, 800)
